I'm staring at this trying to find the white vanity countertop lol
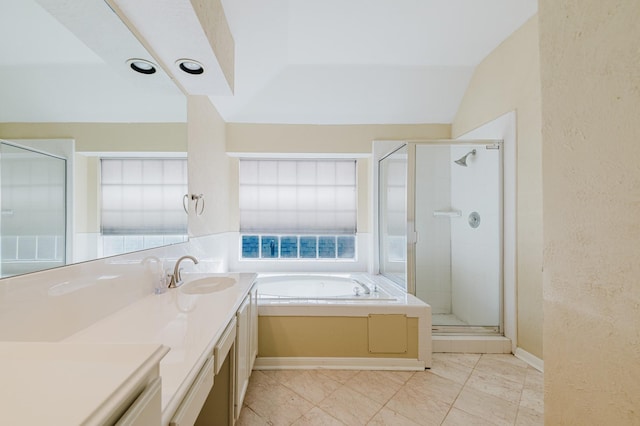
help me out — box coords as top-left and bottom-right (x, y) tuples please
(0, 342), (168, 426)
(63, 272), (257, 425)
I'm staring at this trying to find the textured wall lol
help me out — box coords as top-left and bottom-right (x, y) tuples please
(187, 96), (231, 236)
(452, 16), (543, 358)
(539, 1), (640, 423)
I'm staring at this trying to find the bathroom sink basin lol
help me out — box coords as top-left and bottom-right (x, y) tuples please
(180, 276), (236, 294)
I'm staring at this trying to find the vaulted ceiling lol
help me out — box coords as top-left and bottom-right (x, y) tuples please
(212, 0), (537, 124)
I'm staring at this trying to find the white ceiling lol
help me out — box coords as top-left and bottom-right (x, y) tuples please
(210, 0), (538, 124)
(0, 0), (537, 125)
(0, 0), (186, 123)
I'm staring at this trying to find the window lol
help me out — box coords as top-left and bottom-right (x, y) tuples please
(239, 159), (357, 259)
(100, 158), (188, 255)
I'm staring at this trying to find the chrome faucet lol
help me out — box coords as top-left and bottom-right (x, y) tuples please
(168, 255), (199, 288)
(353, 279), (371, 295)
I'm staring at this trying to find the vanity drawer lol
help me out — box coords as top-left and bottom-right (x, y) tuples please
(115, 377), (162, 426)
(214, 317), (236, 374)
(170, 356), (215, 426)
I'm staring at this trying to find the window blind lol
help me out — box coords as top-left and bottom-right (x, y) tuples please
(239, 159), (357, 234)
(100, 158), (188, 235)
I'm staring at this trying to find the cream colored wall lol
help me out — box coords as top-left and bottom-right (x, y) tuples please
(452, 16), (543, 359)
(226, 123), (450, 154)
(225, 123), (451, 232)
(0, 122), (186, 152)
(74, 155), (100, 233)
(539, 1), (640, 423)
(187, 96), (231, 236)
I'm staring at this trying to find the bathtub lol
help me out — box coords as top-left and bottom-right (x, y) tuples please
(255, 273), (432, 370)
(257, 274), (396, 301)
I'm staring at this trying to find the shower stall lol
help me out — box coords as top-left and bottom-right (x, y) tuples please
(378, 141), (503, 333)
(0, 141), (67, 277)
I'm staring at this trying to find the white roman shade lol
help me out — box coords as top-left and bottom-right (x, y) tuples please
(101, 158), (187, 235)
(239, 159), (357, 234)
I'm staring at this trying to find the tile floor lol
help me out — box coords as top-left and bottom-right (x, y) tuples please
(237, 353), (543, 426)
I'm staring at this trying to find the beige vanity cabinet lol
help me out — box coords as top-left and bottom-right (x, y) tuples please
(194, 282), (258, 425)
(114, 377), (162, 426)
(234, 293), (251, 420)
(234, 284), (259, 421)
(249, 285), (258, 371)
(170, 355), (216, 426)
(195, 318), (237, 426)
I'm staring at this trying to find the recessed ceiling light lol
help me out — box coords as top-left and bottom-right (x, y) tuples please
(176, 59), (204, 75)
(126, 59), (157, 75)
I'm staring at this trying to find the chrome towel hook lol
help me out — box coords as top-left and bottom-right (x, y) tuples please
(182, 193), (205, 216)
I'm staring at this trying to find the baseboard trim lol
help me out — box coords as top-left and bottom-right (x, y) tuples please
(515, 347), (544, 372)
(254, 357), (426, 371)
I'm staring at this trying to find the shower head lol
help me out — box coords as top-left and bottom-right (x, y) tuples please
(454, 149), (476, 167)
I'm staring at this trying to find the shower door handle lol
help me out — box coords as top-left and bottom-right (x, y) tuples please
(433, 210), (462, 218)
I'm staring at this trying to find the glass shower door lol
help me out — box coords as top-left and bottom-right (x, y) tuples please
(413, 142), (502, 332)
(0, 142), (66, 277)
(378, 145), (408, 290)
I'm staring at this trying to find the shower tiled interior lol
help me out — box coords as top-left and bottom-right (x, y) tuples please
(238, 353), (543, 425)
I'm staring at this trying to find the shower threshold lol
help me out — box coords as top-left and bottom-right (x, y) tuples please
(433, 325), (501, 335)
(432, 313), (500, 335)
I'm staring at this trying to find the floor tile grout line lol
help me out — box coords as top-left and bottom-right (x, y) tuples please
(437, 354), (483, 425)
(361, 370), (418, 425)
(455, 354), (530, 425)
(279, 373), (365, 425)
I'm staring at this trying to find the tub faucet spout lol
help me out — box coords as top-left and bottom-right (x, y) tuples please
(354, 279), (371, 294)
(168, 255), (199, 288)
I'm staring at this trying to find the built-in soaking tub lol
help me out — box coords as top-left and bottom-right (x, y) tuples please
(255, 274), (432, 370)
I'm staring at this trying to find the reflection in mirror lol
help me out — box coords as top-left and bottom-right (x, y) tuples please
(0, 141), (66, 276)
(378, 145), (408, 290)
(0, 0), (187, 278)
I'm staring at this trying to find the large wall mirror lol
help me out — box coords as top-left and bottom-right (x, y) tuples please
(0, 0), (188, 277)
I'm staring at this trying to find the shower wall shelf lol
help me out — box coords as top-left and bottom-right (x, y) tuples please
(433, 210), (462, 218)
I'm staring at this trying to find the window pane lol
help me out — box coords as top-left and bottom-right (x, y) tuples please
(280, 236), (298, 258)
(300, 236), (317, 258)
(318, 236), (336, 258)
(337, 236), (356, 259)
(261, 236), (279, 258)
(242, 235), (259, 258)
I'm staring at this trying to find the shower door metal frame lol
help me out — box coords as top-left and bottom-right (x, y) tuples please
(377, 143), (409, 289)
(406, 139), (504, 335)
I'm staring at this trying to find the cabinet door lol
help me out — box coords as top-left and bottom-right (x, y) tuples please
(249, 284), (259, 371)
(115, 377), (162, 426)
(235, 295), (251, 420)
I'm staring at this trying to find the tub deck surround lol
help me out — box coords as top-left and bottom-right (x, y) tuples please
(0, 342), (168, 426)
(255, 274), (432, 370)
(63, 272), (257, 425)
